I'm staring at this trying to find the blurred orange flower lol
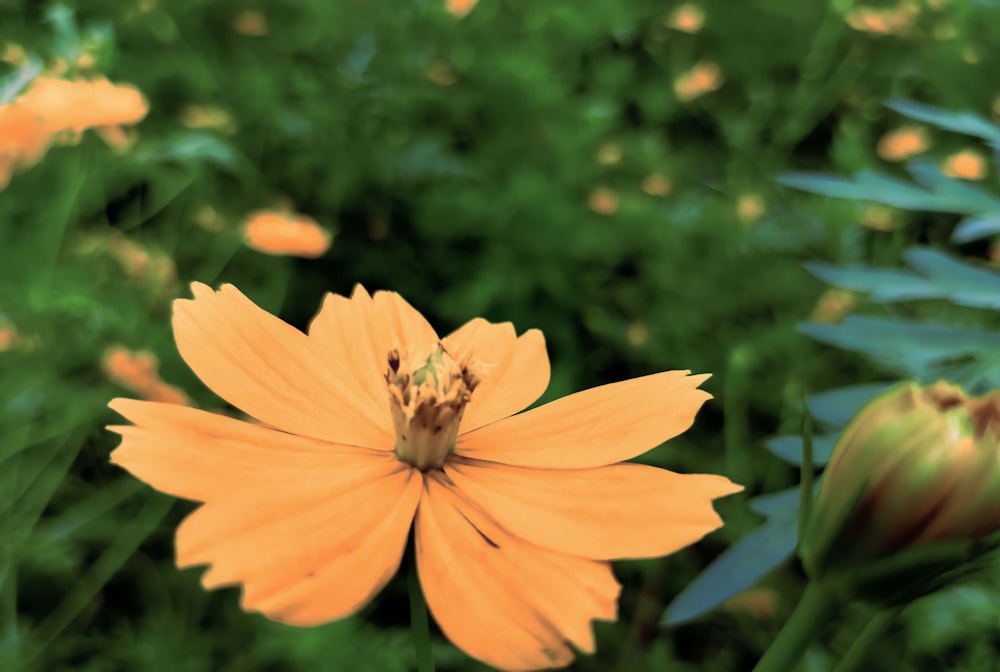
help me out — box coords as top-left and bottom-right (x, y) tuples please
(723, 587), (780, 620)
(18, 76), (148, 143)
(861, 204), (898, 231)
(811, 288), (856, 324)
(0, 104), (50, 189)
(103, 345), (191, 406)
(0, 321), (17, 351)
(877, 126), (930, 161)
(234, 10), (269, 36)
(942, 149), (987, 180)
(674, 61), (723, 102)
(425, 62), (458, 87)
(108, 283), (740, 670)
(243, 210), (333, 258)
(845, 3), (918, 35)
(0, 75), (148, 187)
(666, 4), (706, 33)
(181, 104), (237, 133)
(596, 142), (624, 165)
(736, 193), (766, 223)
(641, 173), (673, 197)
(588, 187), (619, 215)
(447, 0), (478, 18)
(1, 42), (26, 66)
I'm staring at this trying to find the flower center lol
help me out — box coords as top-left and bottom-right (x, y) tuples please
(386, 343), (479, 470)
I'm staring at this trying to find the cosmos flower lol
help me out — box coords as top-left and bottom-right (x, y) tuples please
(108, 284), (740, 670)
(665, 4), (706, 33)
(0, 75), (147, 187)
(942, 149), (987, 180)
(242, 210), (333, 258)
(103, 345), (191, 407)
(447, 0), (478, 18)
(877, 126), (930, 162)
(674, 61), (724, 102)
(233, 9), (269, 36)
(16, 75), (148, 147)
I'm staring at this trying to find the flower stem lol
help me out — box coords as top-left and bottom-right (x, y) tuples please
(831, 607), (900, 672)
(408, 552), (435, 672)
(752, 582), (837, 672)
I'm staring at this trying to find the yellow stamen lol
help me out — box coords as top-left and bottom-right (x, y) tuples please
(386, 344), (479, 470)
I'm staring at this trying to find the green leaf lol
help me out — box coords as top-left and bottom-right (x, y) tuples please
(662, 508), (798, 626)
(807, 382), (895, 427)
(801, 316), (1000, 382)
(952, 214), (1000, 243)
(887, 98), (1000, 149)
(778, 169), (1000, 214)
(804, 247), (1000, 310)
(765, 433), (838, 466)
(749, 486), (800, 518)
(0, 56), (42, 104)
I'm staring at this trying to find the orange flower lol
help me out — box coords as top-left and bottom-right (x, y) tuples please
(942, 149), (987, 180)
(588, 187), (619, 215)
(103, 345), (191, 406)
(243, 210), (333, 258)
(0, 75), (148, 187)
(17, 76), (148, 142)
(674, 61), (723, 102)
(877, 125), (930, 161)
(665, 4), (706, 33)
(845, 3), (917, 35)
(234, 10), (269, 36)
(108, 284), (740, 670)
(447, 0), (478, 18)
(0, 103), (49, 189)
(0, 321), (17, 351)
(810, 288), (856, 324)
(641, 173), (672, 197)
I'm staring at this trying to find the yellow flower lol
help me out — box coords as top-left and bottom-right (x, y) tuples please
(596, 142), (624, 165)
(108, 284), (741, 670)
(736, 194), (766, 224)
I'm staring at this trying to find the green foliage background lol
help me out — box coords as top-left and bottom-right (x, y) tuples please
(2, 0), (1000, 670)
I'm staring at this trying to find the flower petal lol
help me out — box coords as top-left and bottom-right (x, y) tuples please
(176, 457), (422, 627)
(416, 474), (620, 671)
(173, 283), (390, 448)
(108, 399), (389, 502)
(458, 371), (712, 468)
(443, 318), (550, 433)
(308, 284), (440, 420)
(446, 459), (741, 560)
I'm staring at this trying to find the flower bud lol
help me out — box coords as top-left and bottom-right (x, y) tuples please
(800, 381), (1000, 605)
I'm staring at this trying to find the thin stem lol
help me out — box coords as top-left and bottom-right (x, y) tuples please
(752, 582), (838, 672)
(408, 552), (435, 672)
(799, 398), (815, 542)
(831, 608), (901, 672)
